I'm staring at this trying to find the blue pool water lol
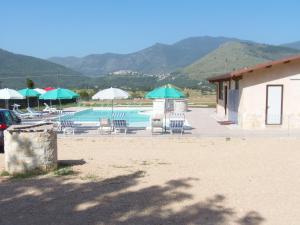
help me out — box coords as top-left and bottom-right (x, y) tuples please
(62, 109), (150, 127)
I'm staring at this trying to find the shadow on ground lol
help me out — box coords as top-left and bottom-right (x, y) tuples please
(58, 159), (86, 166)
(0, 171), (264, 225)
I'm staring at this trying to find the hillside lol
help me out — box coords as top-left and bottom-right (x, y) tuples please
(182, 42), (300, 80)
(281, 41), (300, 50)
(0, 49), (84, 88)
(48, 36), (239, 75)
(2, 37), (300, 90)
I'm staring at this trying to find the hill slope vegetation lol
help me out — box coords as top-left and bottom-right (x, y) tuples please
(0, 49), (84, 88)
(182, 42), (300, 80)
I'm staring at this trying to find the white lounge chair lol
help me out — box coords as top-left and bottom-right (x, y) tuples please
(13, 110), (32, 119)
(169, 120), (185, 135)
(169, 112), (185, 120)
(112, 119), (128, 134)
(12, 105), (34, 119)
(26, 107), (44, 117)
(58, 120), (75, 135)
(169, 112), (185, 135)
(98, 118), (112, 134)
(151, 114), (164, 134)
(43, 103), (62, 114)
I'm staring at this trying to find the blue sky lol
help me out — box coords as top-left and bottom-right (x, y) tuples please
(1, 0), (299, 58)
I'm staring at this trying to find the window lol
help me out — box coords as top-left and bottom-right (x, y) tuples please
(234, 80), (239, 90)
(3, 111), (12, 126)
(218, 81), (224, 100)
(10, 111), (19, 123)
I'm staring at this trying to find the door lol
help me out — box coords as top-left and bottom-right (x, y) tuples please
(266, 85), (283, 125)
(228, 90), (239, 123)
(224, 86), (228, 115)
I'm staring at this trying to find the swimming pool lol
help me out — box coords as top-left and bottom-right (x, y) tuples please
(62, 109), (150, 127)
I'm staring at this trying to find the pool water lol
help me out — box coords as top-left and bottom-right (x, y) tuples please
(62, 109), (150, 127)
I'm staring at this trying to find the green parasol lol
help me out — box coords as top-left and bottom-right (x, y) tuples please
(18, 88), (41, 108)
(39, 88), (79, 109)
(145, 84), (185, 132)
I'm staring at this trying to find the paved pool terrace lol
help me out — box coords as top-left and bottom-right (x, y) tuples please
(51, 107), (300, 137)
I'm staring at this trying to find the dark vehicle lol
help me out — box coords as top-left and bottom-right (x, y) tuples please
(0, 109), (21, 153)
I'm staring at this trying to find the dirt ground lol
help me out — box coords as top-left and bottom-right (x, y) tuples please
(1, 137), (300, 225)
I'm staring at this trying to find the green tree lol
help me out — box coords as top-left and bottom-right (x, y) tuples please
(78, 90), (90, 100)
(26, 78), (35, 89)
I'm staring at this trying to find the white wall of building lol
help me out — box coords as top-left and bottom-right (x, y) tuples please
(238, 60), (300, 129)
(214, 59), (300, 129)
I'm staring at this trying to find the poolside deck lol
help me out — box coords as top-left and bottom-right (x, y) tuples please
(46, 107), (300, 137)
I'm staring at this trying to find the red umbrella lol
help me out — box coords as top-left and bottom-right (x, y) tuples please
(44, 87), (56, 92)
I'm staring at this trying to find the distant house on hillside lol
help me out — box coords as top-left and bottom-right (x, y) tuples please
(207, 55), (300, 129)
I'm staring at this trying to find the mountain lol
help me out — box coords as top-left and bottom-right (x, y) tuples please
(281, 41), (300, 50)
(48, 36), (239, 75)
(182, 42), (300, 80)
(3, 37), (300, 90)
(0, 49), (84, 89)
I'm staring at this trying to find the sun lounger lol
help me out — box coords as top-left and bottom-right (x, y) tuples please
(43, 103), (62, 114)
(169, 112), (185, 135)
(169, 120), (185, 135)
(26, 107), (44, 117)
(169, 112), (185, 120)
(112, 112), (125, 120)
(12, 105), (34, 119)
(98, 118), (112, 134)
(112, 119), (128, 134)
(13, 110), (33, 119)
(58, 120), (76, 135)
(151, 115), (164, 134)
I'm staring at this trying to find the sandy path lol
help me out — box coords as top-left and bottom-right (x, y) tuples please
(1, 137), (300, 225)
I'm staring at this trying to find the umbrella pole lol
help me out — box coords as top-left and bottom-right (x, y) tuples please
(111, 99), (114, 119)
(111, 99), (114, 132)
(59, 99), (62, 110)
(59, 101), (61, 124)
(37, 98), (39, 111)
(27, 97), (29, 108)
(164, 99), (167, 133)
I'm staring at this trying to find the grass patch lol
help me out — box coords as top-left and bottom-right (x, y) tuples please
(10, 170), (46, 179)
(54, 167), (73, 176)
(0, 170), (10, 177)
(1, 163), (76, 179)
(80, 173), (99, 181)
(54, 163), (75, 176)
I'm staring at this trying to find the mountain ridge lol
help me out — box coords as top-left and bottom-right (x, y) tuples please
(48, 36), (241, 75)
(2, 36), (300, 89)
(281, 41), (300, 50)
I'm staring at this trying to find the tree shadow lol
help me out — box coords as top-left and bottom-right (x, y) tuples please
(0, 171), (264, 225)
(237, 211), (265, 225)
(5, 133), (38, 173)
(58, 159), (86, 166)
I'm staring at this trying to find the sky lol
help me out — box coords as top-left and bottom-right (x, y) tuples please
(1, 0), (300, 58)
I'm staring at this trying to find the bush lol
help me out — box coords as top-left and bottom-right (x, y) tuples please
(78, 90), (90, 100)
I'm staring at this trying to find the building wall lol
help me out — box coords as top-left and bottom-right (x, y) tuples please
(238, 60), (300, 129)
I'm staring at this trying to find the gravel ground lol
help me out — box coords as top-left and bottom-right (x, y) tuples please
(0, 137), (300, 225)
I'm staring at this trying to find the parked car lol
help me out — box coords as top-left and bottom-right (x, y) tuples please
(0, 109), (21, 153)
